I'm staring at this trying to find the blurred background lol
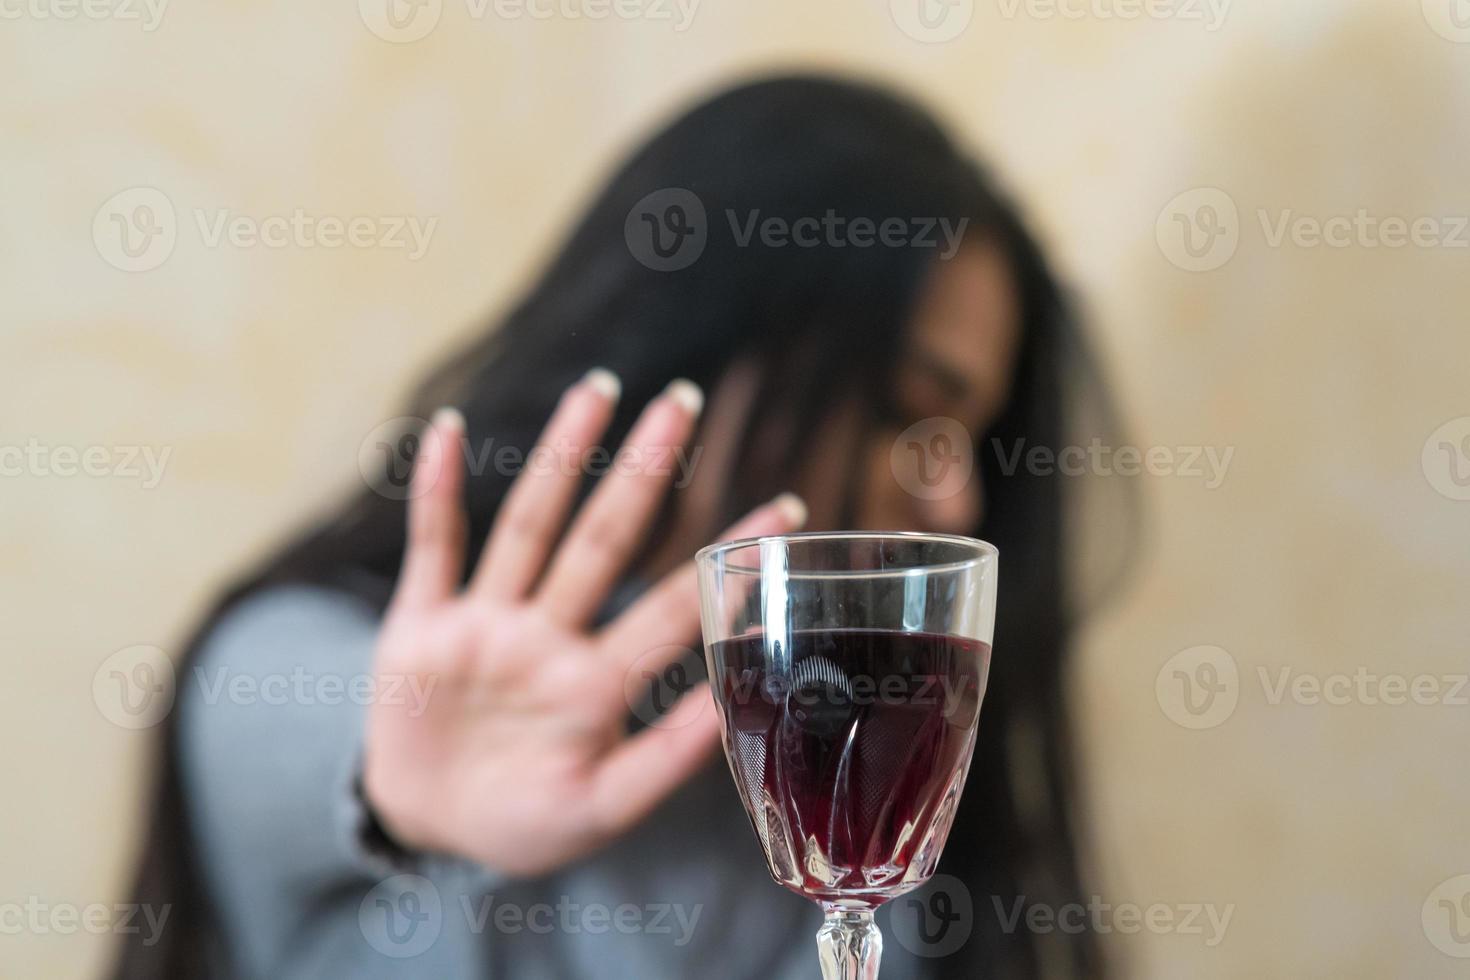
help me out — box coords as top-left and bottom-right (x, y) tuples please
(4, 0), (1469, 976)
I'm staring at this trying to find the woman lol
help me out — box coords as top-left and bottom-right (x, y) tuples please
(115, 74), (1123, 978)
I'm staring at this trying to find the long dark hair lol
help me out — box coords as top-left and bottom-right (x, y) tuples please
(115, 73), (1126, 978)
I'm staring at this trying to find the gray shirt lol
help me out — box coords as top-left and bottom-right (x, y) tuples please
(179, 585), (942, 979)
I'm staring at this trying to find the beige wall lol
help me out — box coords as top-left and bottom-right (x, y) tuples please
(4, 1), (1468, 976)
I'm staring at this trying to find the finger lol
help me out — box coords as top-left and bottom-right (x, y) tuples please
(535, 379), (704, 628)
(599, 493), (808, 672)
(470, 369), (621, 601)
(391, 408), (467, 611)
(588, 684), (723, 836)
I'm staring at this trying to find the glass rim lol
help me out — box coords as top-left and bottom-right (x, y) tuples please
(695, 530), (998, 579)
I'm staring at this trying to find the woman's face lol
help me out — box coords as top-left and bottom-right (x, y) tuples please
(658, 241), (1021, 569)
(799, 240), (1022, 535)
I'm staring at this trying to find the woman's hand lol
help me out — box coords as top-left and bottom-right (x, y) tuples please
(362, 371), (805, 877)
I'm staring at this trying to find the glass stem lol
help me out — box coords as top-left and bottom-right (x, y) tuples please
(816, 905), (882, 980)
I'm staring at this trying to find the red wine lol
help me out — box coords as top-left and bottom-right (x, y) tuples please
(709, 628), (988, 906)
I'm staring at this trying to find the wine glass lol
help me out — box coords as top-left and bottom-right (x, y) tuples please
(696, 531), (997, 979)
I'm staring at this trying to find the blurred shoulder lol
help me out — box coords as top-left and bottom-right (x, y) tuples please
(197, 583), (382, 665)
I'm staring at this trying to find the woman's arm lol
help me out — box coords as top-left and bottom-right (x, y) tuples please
(176, 373), (803, 977)
(177, 584), (496, 978)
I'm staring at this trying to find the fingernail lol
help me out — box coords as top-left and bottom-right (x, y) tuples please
(583, 368), (622, 402)
(664, 378), (704, 416)
(772, 493), (808, 528)
(431, 406), (465, 433)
